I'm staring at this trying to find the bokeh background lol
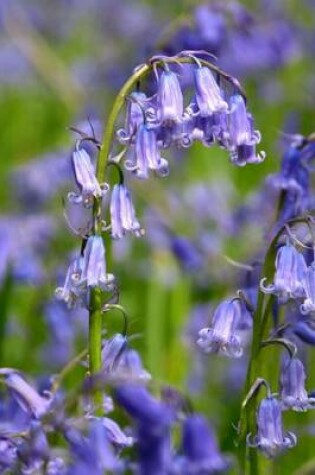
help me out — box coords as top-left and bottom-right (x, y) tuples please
(1, 1), (315, 473)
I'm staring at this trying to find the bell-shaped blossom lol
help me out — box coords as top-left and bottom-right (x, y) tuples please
(117, 92), (148, 144)
(280, 357), (315, 411)
(228, 95), (265, 166)
(80, 236), (114, 290)
(110, 184), (142, 239)
(260, 243), (307, 303)
(156, 70), (184, 123)
(0, 370), (52, 419)
(194, 66), (228, 117)
(301, 262), (315, 315)
(178, 414), (230, 474)
(55, 256), (85, 308)
(132, 124), (169, 179)
(64, 420), (122, 474)
(101, 334), (128, 375)
(247, 397), (296, 458)
(69, 148), (107, 208)
(197, 299), (243, 358)
(102, 417), (134, 448)
(115, 385), (174, 475)
(102, 336), (151, 385)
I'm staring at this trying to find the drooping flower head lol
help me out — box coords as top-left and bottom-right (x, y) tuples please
(260, 241), (306, 303)
(247, 396), (296, 458)
(110, 183), (142, 239)
(115, 385), (174, 475)
(178, 414), (230, 473)
(194, 66), (228, 117)
(69, 146), (107, 208)
(156, 69), (184, 124)
(280, 357), (315, 411)
(197, 298), (243, 358)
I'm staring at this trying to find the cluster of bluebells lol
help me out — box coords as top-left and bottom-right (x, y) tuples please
(117, 53), (265, 173)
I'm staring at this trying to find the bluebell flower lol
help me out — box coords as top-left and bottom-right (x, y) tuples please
(115, 385), (173, 475)
(55, 256), (85, 308)
(197, 299), (243, 358)
(80, 235), (115, 289)
(178, 414), (230, 474)
(247, 397), (296, 458)
(0, 370), (52, 419)
(117, 91), (148, 144)
(280, 357), (315, 411)
(227, 94), (265, 166)
(102, 336), (151, 384)
(194, 66), (228, 117)
(260, 242), (307, 303)
(129, 124), (169, 179)
(110, 184), (142, 239)
(69, 147), (107, 208)
(65, 420), (122, 474)
(101, 333), (128, 374)
(17, 420), (49, 472)
(300, 262), (315, 315)
(156, 70), (184, 123)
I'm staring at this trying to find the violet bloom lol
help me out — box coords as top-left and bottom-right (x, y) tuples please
(132, 124), (169, 179)
(80, 236), (115, 290)
(0, 370), (52, 419)
(65, 420), (121, 474)
(280, 357), (315, 411)
(117, 91), (148, 144)
(260, 243), (306, 303)
(55, 256), (85, 308)
(157, 70), (184, 123)
(179, 414), (230, 474)
(247, 397), (296, 458)
(69, 147), (107, 208)
(110, 184), (142, 239)
(301, 262), (315, 315)
(101, 333), (128, 374)
(194, 66), (228, 117)
(228, 94), (265, 166)
(197, 299), (243, 358)
(115, 385), (174, 475)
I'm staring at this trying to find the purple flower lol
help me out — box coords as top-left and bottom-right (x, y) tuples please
(55, 256), (85, 308)
(247, 397), (296, 458)
(102, 336), (151, 384)
(280, 357), (315, 411)
(65, 420), (122, 473)
(260, 243), (307, 303)
(300, 262), (315, 315)
(0, 370), (52, 419)
(80, 236), (114, 289)
(115, 385), (173, 475)
(117, 91), (148, 144)
(227, 94), (265, 166)
(130, 124), (169, 179)
(197, 299), (243, 358)
(110, 184), (142, 239)
(101, 333), (128, 374)
(179, 414), (230, 474)
(69, 147), (107, 208)
(194, 66), (228, 117)
(156, 70), (184, 123)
